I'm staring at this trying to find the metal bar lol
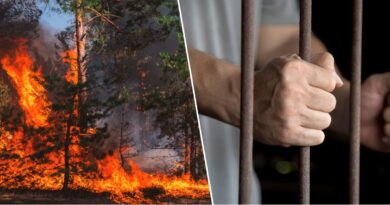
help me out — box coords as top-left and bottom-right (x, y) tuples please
(349, 0), (363, 203)
(299, 0), (311, 203)
(239, 0), (256, 203)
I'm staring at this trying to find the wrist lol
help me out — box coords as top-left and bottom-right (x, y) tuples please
(189, 49), (241, 127)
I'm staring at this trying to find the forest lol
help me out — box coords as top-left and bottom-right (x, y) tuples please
(0, 0), (209, 203)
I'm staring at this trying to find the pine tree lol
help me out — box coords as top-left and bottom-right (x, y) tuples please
(140, 1), (207, 179)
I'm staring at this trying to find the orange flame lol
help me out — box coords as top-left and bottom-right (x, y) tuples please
(0, 38), (50, 128)
(0, 39), (210, 203)
(61, 50), (78, 85)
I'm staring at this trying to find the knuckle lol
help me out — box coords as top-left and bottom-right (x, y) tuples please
(279, 81), (302, 100)
(326, 74), (337, 91)
(278, 54), (298, 61)
(283, 59), (301, 72)
(280, 124), (296, 142)
(279, 98), (295, 117)
(279, 86), (293, 99)
(321, 52), (335, 64)
(286, 53), (301, 61)
(279, 76), (290, 89)
(285, 118), (296, 130)
(278, 129), (289, 142)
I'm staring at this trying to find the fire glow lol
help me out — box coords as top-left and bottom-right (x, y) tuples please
(1, 38), (50, 128)
(0, 39), (209, 203)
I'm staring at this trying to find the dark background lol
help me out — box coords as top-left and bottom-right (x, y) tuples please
(255, 0), (390, 203)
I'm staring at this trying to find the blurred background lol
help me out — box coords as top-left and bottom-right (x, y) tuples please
(255, 0), (390, 203)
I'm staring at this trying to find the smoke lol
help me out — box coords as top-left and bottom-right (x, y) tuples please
(32, 26), (58, 62)
(0, 0), (41, 39)
(131, 149), (181, 173)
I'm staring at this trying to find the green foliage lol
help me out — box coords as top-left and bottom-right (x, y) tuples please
(140, 1), (206, 179)
(52, 0), (100, 13)
(142, 0), (193, 137)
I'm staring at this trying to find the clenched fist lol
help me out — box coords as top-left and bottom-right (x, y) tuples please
(253, 52), (343, 146)
(361, 73), (390, 153)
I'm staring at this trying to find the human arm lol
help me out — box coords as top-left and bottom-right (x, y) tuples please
(188, 25), (343, 146)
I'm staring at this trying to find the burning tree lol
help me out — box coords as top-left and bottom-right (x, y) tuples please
(45, 0), (120, 191)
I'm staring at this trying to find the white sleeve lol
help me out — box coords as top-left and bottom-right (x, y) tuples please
(261, 0), (299, 25)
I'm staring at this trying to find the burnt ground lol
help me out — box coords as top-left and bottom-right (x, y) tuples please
(0, 189), (211, 204)
(0, 189), (114, 204)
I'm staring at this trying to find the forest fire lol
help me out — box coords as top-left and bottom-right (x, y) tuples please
(0, 39), (209, 203)
(0, 38), (50, 128)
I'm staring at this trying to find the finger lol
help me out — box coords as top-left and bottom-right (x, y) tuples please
(311, 52), (343, 87)
(304, 61), (338, 92)
(286, 127), (325, 146)
(300, 107), (332, 130)
(306, 86), (337, 113)
(383, 107), (390, 123)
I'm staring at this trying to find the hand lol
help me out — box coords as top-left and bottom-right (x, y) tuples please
(253, 52), (343, 147)
(361, 73), (390, 152)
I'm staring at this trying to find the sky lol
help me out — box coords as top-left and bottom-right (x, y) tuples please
(37, 0), (73, 32)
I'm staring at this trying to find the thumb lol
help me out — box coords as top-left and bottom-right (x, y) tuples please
(311, 52), (343, 88)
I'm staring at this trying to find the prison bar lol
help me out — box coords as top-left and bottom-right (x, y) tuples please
(238, 0), (362, 204)
(299, 0), (312, 204)
(238, 0), (256, 204)
(350, 0), (363, 203)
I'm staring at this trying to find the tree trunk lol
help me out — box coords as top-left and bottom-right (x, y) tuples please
(119, 106), (125, 168)
(63, 112), (72, 191)
(75, 0), (87, 131)
(190, 131), (197, 179)
(190, 114), (200, 180)
(183, 116), (190, 174)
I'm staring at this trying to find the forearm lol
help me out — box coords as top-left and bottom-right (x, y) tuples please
(188, 48), (241, 127)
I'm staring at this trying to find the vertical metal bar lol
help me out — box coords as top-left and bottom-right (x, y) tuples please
(350, 0), (362, 203)
(299, 0), (311, 204)
(239, 0), (256, 204)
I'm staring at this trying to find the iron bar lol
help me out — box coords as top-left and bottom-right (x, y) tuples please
(239, 0), (256, 203)
(299, 0), (312, 203)
(349, 0), (363, 203)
